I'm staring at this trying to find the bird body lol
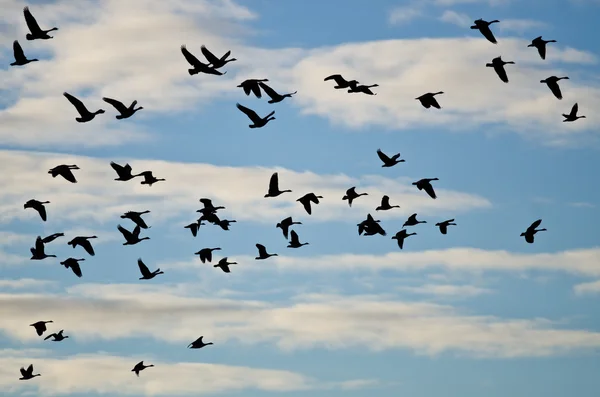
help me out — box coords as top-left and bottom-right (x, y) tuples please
(23, 6), (58, 40)
(63, 92), (105, 122)
(110, 162), (143, 181)
(376, 195), (400, 211)
(324, 74), (359, 90)
(276, 217), (302, 239)
(60, 258), (85, 278)
(30, 320), (53, 336)
(435, 219), (457, 234)
(348, 84), (378, 95)
(377, 149), (404, 167)
(342, 187), (368, 207)
(562, 103), (585, 122)
(541, 76), (569, 100)
(68, 236), (97, 256)
(236, 103), (275, 128)
(132, 361), (154, 376)
(24, 199), (49, 221)
(403, 213), (426, 228)
(214, 257), (237, 273)
(195, 247), (221, 263)
(188, 336), (213, 349)
(412, 178), (439, 199)
(265, 172), (292, 197)
(30, 236), (56, 260)
(139, 171), (165, 186)
(471, 18), (499, 44)
(200, 45), (236, 69)
(416, 91), (444, 109)
(528, 36), (556, 60)
(258, 82), (297, 104)
(102, 97), (143, 119)
(255, 243), (278, 260)
(181, 45), (226, 76)
(48, 164), (79, 183)
(117, 224), (150, 245)
(237, 79), (269, 98)
(10, 40), (38, 66)
(486, 56), (515, 83)
(521, 219), (546, 243)
(297, 193), (323, 215)
(287, 230), (308, 248)
(121, 210), (151, 229)
(44, 329), (68, 341)
(392, 229), (416, 249)
(138, 258), (163, 280)
(19, 364), (40, 380)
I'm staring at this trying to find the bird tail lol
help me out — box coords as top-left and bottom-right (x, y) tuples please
(188, 69), (197, 76)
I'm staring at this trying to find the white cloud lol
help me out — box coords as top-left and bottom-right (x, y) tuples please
(2, 285), (600, 358)
(0, 278), (56, 290)
(388, 5), (423, 25)
(398, 283), (492, 297)
(573, 280), (600, 295)
(568, 202), (596, 208)
(497, 19), (548, 33)
(439, 10), (472, 28)
(0, 149), (490, 229)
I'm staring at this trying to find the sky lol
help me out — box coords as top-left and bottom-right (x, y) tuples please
(0, 0), (599, 396)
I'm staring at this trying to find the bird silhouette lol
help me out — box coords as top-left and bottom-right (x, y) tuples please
(486, 56), (515, 83)
(102, 97), (143, 119)
(63, 92), (104, 122)
(217, 219), (237, 230)
(403, 213), (426, 228)
(255, 244), (278, 260)
(139, 171), (165, 186)
(562, 103), (586, 122)
(348, 84), (378, 95)
(188, 336), (213, 349)
(377, 148), (404, 167)
(44, 329), (68, 342)
(392, 229), (416, 249)
(60, 258), (85, 278)
(276, 217), (302, 239)
(19, 364), (40, 380)
(24, 199), (49, 221)
(137, 258), (164, 280)
(343, 187), (368, 207)
(521, 219), (546, 243)
(199, 198), (225, 213)
(265, 172), (292, 197)
(416, 92), (444, 109)
(185, 220), (204, 237)
(48, 164), (79, 183)
(121, 211), (151, 229)
(413, 178), (439, 199)
(541, 76), (569, 100)
(297, 193), (323, 215)
(238, 79), (269, 98)
(30, 236), (56, 260)
(358, 214), (386, 236)
(376, 195), (400, 211)
(528, 36), (556, 60)
(470, 18), (500, 44)
(181, 45), (226, 75)
(110, 162), (143, 181)
(324, 74), (359, 90)
(42, 233), (64, 244)
(287, 230), (308, 248)
(132, 361), (154, 377)
(68, 236), (97, 256)
(117, 224), (150, 245)
(10, 40), (38, 66)
(214, 257), (237, 273)
(195, 247), (221, 263)
(200, 45), (237, 69)
(236, 103), (275, 128)
(435, 219), (457, 234)
(30, 320), (53, 336)
(258, 82), (297, 104)
(23, 6), (58, 40)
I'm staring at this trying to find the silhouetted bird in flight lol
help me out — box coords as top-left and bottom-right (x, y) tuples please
(416, 92), (444, 109)
(137, 258), (163, 280)
(110, 161), (142, 181)
(121, 210), (151, 229)
(117, 224), (150, 245)
(236, 103), (275, 128)
(486, 57), (514, 83)
(60, 258), (84, 278)
(435, 219), (457, 234)
(343, 187), (368, 207)
(132, 361), (154, 377)
(521, 219), (546, 243)
(377, 148), (404, 167)
(348, 84), (378, 95)
(10, 40), (37, 66)
(217, 219), (237, 230)
(288, 230), (308, 248)
(214, 257), (237, 273)
(199, 198), (225, 213)
(258, 82), (297, 104)
(276, 217), (301, 239)
(541, 76), (569, 100)
(30, 236), (56, 260)
(198, 211), (220, 225)
(48, 164), (79, 183)
(324, 74), (359, 90)
(470, 18), (499, 44)
(238, 79), (269, 98)
(181, 45), (226, 76)
(413, 178), (439, 199)
(68, 236), (97, 256)
(528, 36), (556, 60)
(265, 172), (292, 197)
(139, 171), (165, 186)
(44, 330), (68, 342)
(255, 244), (278, 260)
(188, 336), (213, 349)
(403, 213), (426, 228)
(63, 92), (105, 122)
(297, 193), (323, 215)
(102, 97), (143, 119)
(195, 247), (221, 263)
(30, 320), (53, 336)
(376, 195), (400, 211)
(24, 199), (49, 221)
(42, 233), (64, 244)
(392, 229), (416, 249)
(562, 103), (586, 122)
(200, 45), (237, 69)
(359, 214), (386, 236)
(23, 6), (57, 40)
(185, 220), (204, 237)
(19, 364), (40, 380)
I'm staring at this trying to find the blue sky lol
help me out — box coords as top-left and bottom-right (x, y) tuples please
(0, 0), (599, 396)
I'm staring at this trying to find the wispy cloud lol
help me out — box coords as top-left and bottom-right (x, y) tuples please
(398, 283), (493, 297)
(388, 4), (423, 25)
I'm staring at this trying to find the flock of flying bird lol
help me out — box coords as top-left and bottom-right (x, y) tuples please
(9, 6), (566, 383)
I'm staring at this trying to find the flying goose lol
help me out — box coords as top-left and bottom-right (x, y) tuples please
(188, 336), (213, 349)
(528, 36), (556, 60)
(287, 230), (308, 248)
(195, 247), (221, 263)
(121, 210), (151, 229)
(521, 219), (546, 243)
(403, 213), (426, 228)
(486, 56), (515, 83)
(48, 164), (79, 183)
(30, 236), (56, 260)
(23, 6), (58, 40)
(359, 214), (386, 236)
(324, 74), (359, 90)
(19, 364), (40, 380)
(376, 195), (400, 211)
(562, 103), (586, 122)
(181, 45), (226, 76)
(214, 257), (237, 273)
(416, 92), (444, 109)
(117, 224), (150, 245)
(137, 258), (164, 280)
(199, 198), (225, 213)
(10, 40), (38, 66)
(139, 171), (165, 186)
(185, 220), (204, 237)
(102, 97), (143, 119)
(24, 199), (49, 221)
(541, 76), (569, 100)
(44, 330), (68, 342)
(392, 229), (416, 249)
(297, 193), (323, 215)
(132, 361), (154, 376)
(110, 161), (143, 181)
(348, 84), (378, 95)
(276, 217), (302, 239)
(412, 178), (439, 199)
(342, 187), (368, 207)
(265, 172), (292, 197)
(258, 82), (297, 104)
(255, 244), (278, 260)
(63, 92), (104, 122)
(236, 103), (275, 128)
(237, 79), (269, 98)
(200, 45), (237, 69)
(68, 236), (97, 256)
(217, 219), (237, 231)
(30, 320), (53, 336)
(435, 219), (457, 234)
(470, 18), (500, 44)
(377, 148), (404, 167)
(60, 258), (85, 278)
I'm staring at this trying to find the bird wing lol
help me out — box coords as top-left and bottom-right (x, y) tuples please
(430, 97), (441, 109)
(495, 65), (509, 83)
(440, 224), (447, 234)
(324, 74), (345, 85)
(525, 233), (534, 243)
(571, 103), (578, 117)
(236, 103), (260, 123)
(20, 367), (27, 376)
(423, 183), (437, 199)
(44, 333), (55, 340)
(110, 161), (126, 175)
(81, 239), (95, 256)
(397, 236), (404, 249)
(13, 40), (26, 61)
(199, 198), (213, 208)
(381, 195), (390, 207)
(290, 230), (299, 244)
(268, 172), (279, 192)
(35, 236), (44, 252)
(376, 149), (391, 163)
(23, 7), (43, 34)
(527, 219), (542, 232)
(117, 224), (133, 240)
(301, 199), (312, 215)
(63, 92), (90, 115)
(138, 258), (151, 277)
(102, 97), (129, 114)
(256, 244), (267, 256)
(181, 45), (203, 67)
(71, 263), (82, 277)
(61, 167), (77, 183)
(257, 82), (279, 99)
(200, 45), (220, 65)
(36, 203), (47, 221)
(547, 81), (562, 99)
(537, 44), (546, 60)
(479, 26), (497, 44)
